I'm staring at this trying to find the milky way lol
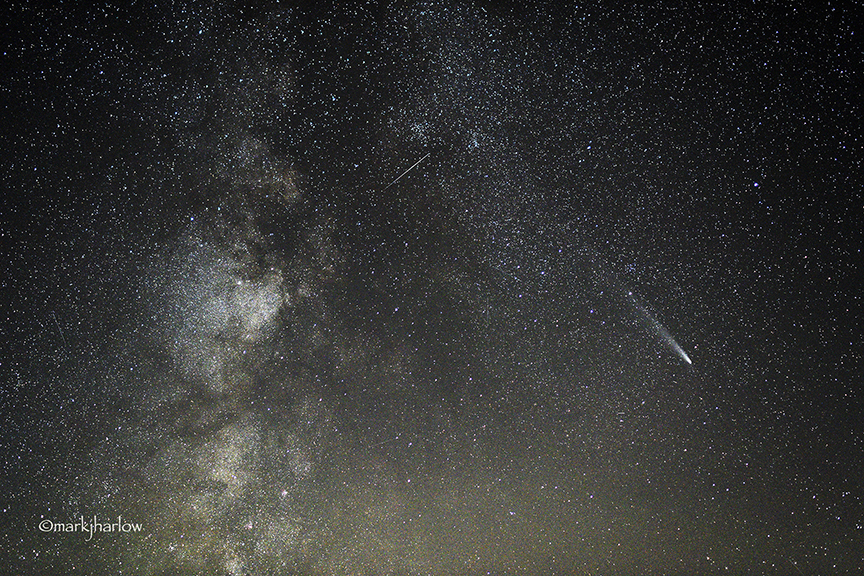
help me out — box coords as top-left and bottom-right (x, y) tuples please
(3, 3), (862, 575)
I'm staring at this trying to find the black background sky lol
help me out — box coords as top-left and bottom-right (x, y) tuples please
(1, 1), (862, 575)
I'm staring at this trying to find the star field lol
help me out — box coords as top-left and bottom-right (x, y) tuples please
(1, 2), (862, 575)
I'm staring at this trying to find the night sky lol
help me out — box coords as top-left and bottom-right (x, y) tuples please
(2, 2), (862, 575)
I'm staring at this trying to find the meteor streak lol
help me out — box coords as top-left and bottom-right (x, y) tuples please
(382, 152), (430, 191)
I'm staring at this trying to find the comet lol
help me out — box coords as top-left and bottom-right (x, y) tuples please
(668, 336), (692, 365)
(627, 291), (691, 365)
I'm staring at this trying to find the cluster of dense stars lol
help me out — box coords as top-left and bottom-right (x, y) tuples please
(1, 2), (861, 575)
